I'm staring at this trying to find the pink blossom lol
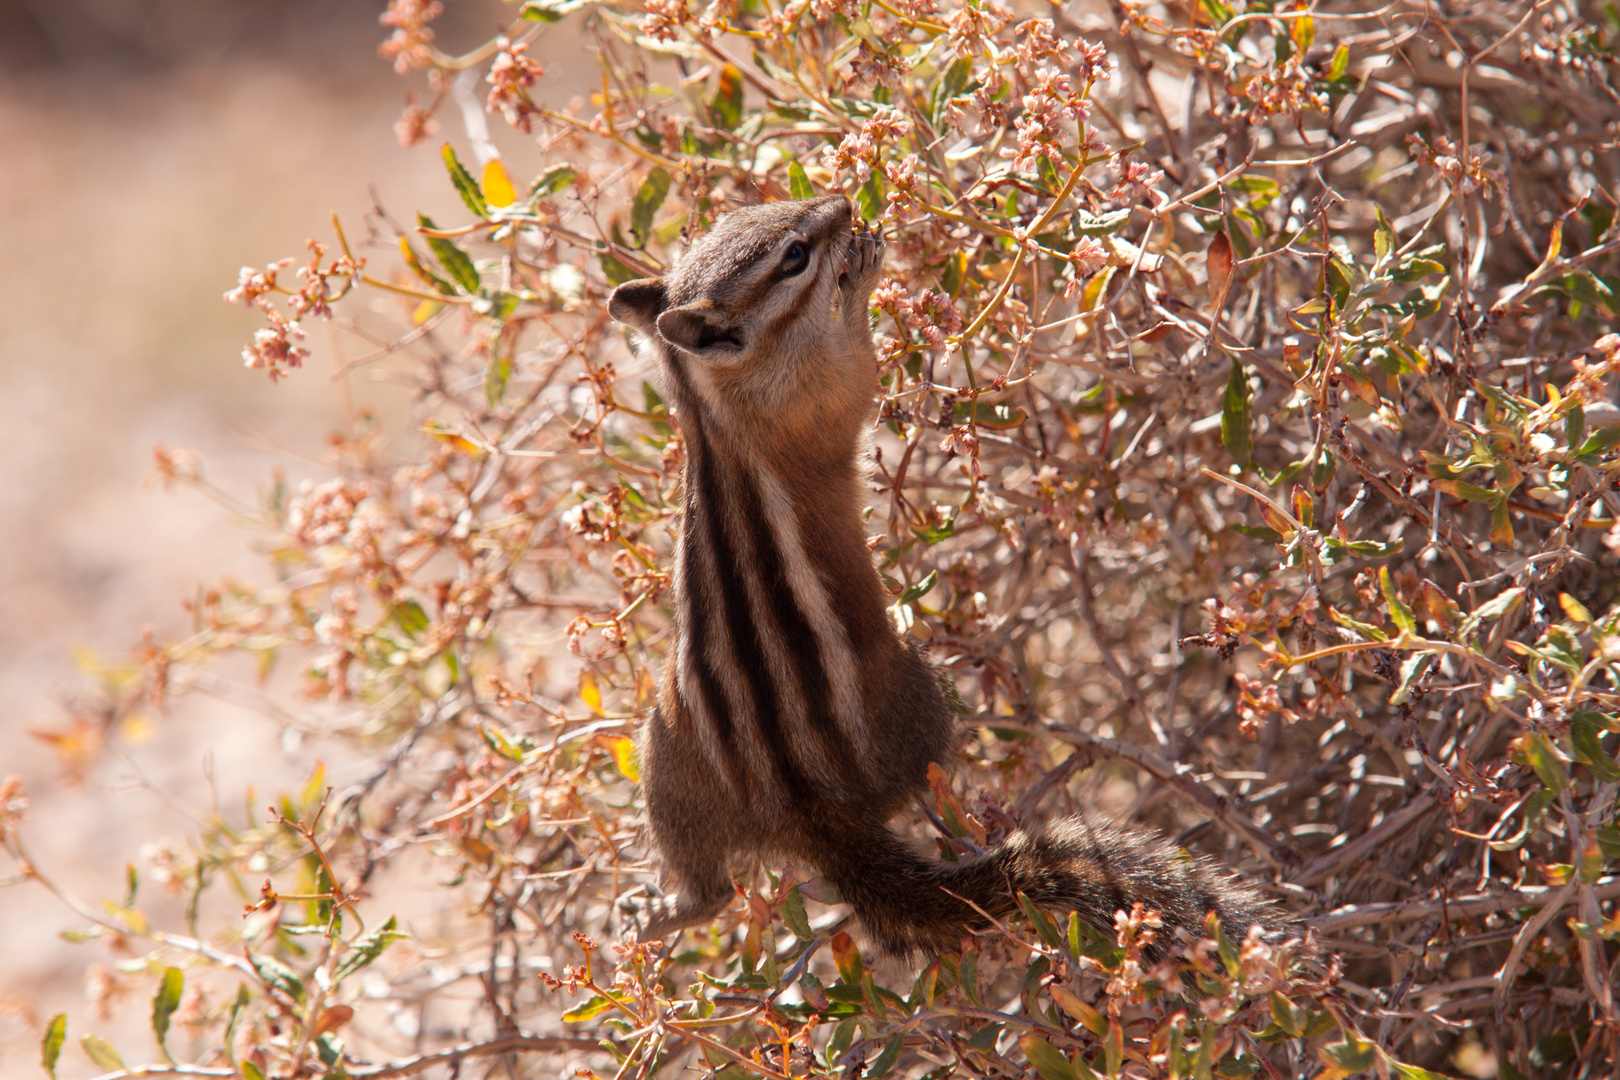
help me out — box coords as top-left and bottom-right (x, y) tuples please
(241, 307), (308, 381)
(395, 98), (438, 147)
(487, 38), (545, 132)
(379, 0), (443, 74)
(643, 0), (692, 42)
(224, 259), (292, 307)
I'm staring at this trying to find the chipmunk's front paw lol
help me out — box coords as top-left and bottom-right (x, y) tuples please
(839, 218), (885, 300)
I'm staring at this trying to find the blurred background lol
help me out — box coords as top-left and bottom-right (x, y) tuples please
(0, 0), (571, 1070)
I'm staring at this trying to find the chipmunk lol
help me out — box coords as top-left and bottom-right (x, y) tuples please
(608, 195), (1278, 956)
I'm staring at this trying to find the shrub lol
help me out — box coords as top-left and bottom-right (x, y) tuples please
(7, 1), (1620, 1077)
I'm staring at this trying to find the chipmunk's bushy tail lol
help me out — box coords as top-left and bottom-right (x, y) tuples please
(809, 816), (1280, 957)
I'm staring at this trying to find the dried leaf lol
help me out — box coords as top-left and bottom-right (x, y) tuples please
(1206, 229), (1235, 313)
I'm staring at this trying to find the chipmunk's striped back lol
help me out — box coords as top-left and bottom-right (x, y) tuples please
(609, 196), (1281, 956)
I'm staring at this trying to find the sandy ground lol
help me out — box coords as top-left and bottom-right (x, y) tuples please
(0, 3), (589, 1072)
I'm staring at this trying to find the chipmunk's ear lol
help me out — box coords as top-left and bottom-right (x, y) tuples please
(607, 278), (667, 335)
(657, 304), (744, 357)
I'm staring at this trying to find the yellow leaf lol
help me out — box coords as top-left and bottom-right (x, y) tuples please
(412, 299), (442, 325)
(1559, 592), (1593, 624)
(601, 735), (640, 782)
(1049, 983), (1108, 1035)
(119, 712), (155, 746)
(421, 421), (486, 457)
(579, 670), (603, 716)
(101, 900), (148, 936)
(482, 158), (518, 208)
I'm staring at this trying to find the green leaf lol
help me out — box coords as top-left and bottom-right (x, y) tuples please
(80, 1035), (125, 1072)
(151, 967), (183, 1056)
(630, 167), (671, 249)
(1576, 424), (1620, 459)
(223, 983), (250, 1070)
(899, 570), (938, 605)
(392, 599), (431, 638)
(486, 352), (511, 408)
(1217, 1049), (1262, 1077)
(1378, 276), (1450, 319)
(1037, 155), (1062, 194)
(249, 951), (305, 1003)
(1071, 208), (1133, 237)
(711, 64), (744, 130)
(599, 248), (639, 287)
(1328, 42), (1350, 80)
(781, 886), (813, 940)
(868, 1032), (904, 1078)
(563, 993), (619, 1022)
(1392, 257), (1446, 281)
(1542, 270), (1618, 314)
(1325, 255), (1353, 311)
(1221, 357), (1253, 469)
(440, 143), (490, 219)
(1015, 892), (1062, 949)
(860, 971), (888, 1023)
(242, 1063), (267, 1080)
(481, 723), (527, 763)
(941, 249), (968, 296)
(941, 54), (973, 99)
(1379, 567), (1415, 635)
(856, 175), (886, 221)
(788, 161), (814, 200)
(1389, 1057), (1453, 1080)
(418, 214), (481, 295)
(1437, 478), (1494, 502)
(521, 0), (598, 21)
(1458, 586), (1525, 640)
(1269, 993), (1308, 1038)
(1318, 1038), (1376, 1074)
(1228, 175), (1280, 210)
(1522, 731), (1572, 795)
(1530, 1030), (1577, 1067)
(1572, 715), (1620, 782)
(334, 917), (408, 982)
(1566, 403), (1586, 453)
(40, 1014), (65, 1079)
(528, 163), (577, 199)
(1020, 1035), (1078, 1080)
(1372, 206), (1394, 263)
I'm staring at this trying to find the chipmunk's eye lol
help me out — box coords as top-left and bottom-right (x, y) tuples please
(780, 240), (809, 277)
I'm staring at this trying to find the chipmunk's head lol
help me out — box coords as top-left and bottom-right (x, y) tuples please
(608, 196), (883, 400)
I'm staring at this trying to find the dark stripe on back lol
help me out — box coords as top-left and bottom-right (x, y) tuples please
(690, 430), (813, 799)
(664, 357), (810, 799)
(679, 456), (751, 795)
(664, 362), (751, 794)
(729, 469), (860, 785)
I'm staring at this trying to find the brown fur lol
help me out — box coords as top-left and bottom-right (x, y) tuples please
(609, 196), (1281, 956)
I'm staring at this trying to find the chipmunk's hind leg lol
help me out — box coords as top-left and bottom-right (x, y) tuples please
(628, 713), (742, 942)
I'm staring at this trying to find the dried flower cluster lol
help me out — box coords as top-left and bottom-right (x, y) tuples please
(10, 2), (1620, 1079)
